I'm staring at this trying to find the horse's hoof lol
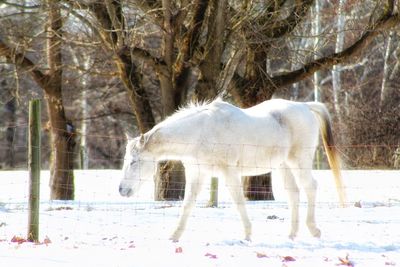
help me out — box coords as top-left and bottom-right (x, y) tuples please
(311, 228), (321, 238)
(170, 231), (181, 242)
(288, 232), (297, 240)
(170, 238), (179, 243)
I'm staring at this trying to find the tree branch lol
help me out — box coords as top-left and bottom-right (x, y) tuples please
(0, 38), (49, 89)
(104, 0), (125, 48)
(272, 10), (400, 87)
(0, 0), (40, 9)
(267, 0), (314, 38)
(245, 0), (313, 40)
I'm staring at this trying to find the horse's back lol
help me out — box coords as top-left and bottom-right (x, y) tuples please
(197, 100), (293, 172)
(203, 99), (318, 144)
(246, 99), (320, 154)
(205, 99), (285, 143)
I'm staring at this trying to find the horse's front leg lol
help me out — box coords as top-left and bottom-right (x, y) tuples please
(170, 166), (203, 242)
(223, 168), (252, 241)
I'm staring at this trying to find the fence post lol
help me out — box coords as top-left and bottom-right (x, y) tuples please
(28, 99), (41, 242)
(208, 177), (218, 207)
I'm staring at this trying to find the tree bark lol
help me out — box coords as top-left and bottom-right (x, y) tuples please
(243, 174), (274, 200)
(195, 0), (226, 101)
(115, 50), (156, 133)
(154, 161), (185, 201)
(46, 91), (75, 200)
(45, 0), (75, 200)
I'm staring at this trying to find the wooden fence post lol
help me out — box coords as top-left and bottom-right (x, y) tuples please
(28, 99), (41, 242)
(208, 177), (218, 207)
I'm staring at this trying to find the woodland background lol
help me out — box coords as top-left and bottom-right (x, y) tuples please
(0, 0), (399, 200)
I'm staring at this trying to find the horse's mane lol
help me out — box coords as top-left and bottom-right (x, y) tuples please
(159, 98), (223, 126)
(144, 98), (227, 140)
(175, 99), (214, 116)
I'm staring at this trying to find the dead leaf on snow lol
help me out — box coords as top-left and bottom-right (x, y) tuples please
(337, 254), (355, 266)
(205, 252), (217, 259)
(11, 236), (27, 244)
(282, 255), (296, 262)
(255, 252), (268, 258)
(42, 236), (52, 245)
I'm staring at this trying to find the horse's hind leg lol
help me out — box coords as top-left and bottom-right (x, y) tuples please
(277, 164), (300, 239)
(222, 167), (252, 241)
(303, 171), (321, 238)
(170, 166), (204, 242)
(289, 162), (321, 238)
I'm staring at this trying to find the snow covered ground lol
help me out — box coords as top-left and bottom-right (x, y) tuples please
(0, 170), (399, 266)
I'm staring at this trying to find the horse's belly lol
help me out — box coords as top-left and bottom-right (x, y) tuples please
(233, 145), (288, 176)
(237, 165), (272, 176)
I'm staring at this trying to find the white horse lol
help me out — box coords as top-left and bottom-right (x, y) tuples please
(119, 98), (346, 241)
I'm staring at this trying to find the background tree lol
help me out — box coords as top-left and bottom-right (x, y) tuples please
(1, 0), (399, 202)
(0, 0), (75, 199)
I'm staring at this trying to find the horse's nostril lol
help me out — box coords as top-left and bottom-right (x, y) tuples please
(119, 184), (133, 197)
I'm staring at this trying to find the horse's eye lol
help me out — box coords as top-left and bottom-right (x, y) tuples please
(130, 160), (135, 166)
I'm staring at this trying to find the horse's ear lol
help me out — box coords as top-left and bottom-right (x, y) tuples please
(138, 133), (153, 149)
(139, 134), (147, 148)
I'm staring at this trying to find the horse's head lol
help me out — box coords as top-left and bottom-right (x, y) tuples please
(119, 135), (156, 197)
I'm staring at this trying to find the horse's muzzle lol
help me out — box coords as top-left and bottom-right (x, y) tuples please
(119, 185), (133, 197)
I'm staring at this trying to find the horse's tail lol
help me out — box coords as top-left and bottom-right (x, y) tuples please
(307, 102), (346, 207)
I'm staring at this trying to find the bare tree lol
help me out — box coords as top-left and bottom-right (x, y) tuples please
(0, 0), (75, 199)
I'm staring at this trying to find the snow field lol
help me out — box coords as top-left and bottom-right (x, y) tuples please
(0, 170), (399, 266)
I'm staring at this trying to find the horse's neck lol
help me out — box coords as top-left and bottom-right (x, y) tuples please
(145, 124), (195, 162)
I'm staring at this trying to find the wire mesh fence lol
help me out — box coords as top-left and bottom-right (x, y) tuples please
(1, 122), (400, 265)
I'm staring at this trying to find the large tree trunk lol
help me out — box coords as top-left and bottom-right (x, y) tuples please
(116, 50), (156, 133)
(154, 161), (185, 201)
(243, 174), (274, 200)
(195, 0), (226, 100)
(46, 92), (75, 200)
(46, 0), (75, 200)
